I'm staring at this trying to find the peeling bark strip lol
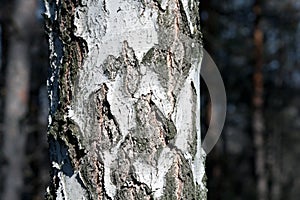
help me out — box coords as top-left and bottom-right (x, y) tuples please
(44, 0), (206, 199)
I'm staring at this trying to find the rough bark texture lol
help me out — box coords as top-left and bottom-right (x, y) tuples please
(44, 0), (206, 199)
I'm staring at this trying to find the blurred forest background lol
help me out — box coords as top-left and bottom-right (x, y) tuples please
(0, 0), (299, 199)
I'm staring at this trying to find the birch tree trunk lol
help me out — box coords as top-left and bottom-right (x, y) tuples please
(44, 0), (206, 199)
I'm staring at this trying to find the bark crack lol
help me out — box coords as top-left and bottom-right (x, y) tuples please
(95, 83), (122, 147)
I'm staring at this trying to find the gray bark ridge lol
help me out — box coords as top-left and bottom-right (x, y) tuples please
(45, 0), (207, 199)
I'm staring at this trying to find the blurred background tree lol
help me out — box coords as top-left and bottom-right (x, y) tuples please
(201, 0), (300, 199)
(0, 0), (299, 199)
(0, 0), (49, 199)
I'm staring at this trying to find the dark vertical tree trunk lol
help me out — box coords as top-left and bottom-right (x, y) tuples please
(44, 0), (207, 199)
(2, 0), (37, 199)
(253, 1), (267, 200)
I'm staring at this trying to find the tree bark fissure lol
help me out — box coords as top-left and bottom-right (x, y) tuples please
(44, 0), (206, 199)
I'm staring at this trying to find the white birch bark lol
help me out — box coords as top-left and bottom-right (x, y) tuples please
(44, 0), (206, 199)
